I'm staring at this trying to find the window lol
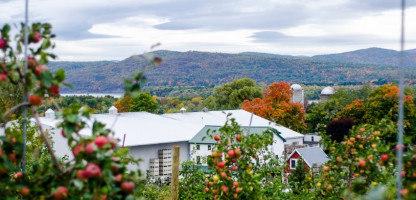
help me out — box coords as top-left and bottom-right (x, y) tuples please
(293, 141), (298, 145)
(196, 145), (200, 150)
(208, 145), (211, 150)
(197, 156), (201, 164)
(290, 159), (298, 169)
(311, 136), (314, 142)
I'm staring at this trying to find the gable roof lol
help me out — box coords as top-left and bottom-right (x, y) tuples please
(37, 109), (302, 147)
(189, 125), (286, 144)
(288, 147), (330, 168)
(162, 110), (303, 139)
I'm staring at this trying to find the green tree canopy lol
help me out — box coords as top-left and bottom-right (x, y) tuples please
(212, 78), (263, 110)
(115, 92), (159, 113)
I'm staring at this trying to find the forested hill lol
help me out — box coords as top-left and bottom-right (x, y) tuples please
(48, 48), (415, 93)
(312, 47), (416, 66)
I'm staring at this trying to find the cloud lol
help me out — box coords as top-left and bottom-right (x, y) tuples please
(1, 0), (415, 61)
(250, 31), (397, 47)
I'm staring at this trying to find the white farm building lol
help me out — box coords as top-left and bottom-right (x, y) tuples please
(37, 108), (304, 178)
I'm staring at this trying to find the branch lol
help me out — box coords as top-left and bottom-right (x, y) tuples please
(2, 102), (31, 121)
(31, 106), (64, 174)
(51, 98), (62, 112)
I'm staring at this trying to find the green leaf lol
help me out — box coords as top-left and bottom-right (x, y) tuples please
(1, 24), (10, 36)
(40, 71), (53, 88)
(54, 69), (65, 82)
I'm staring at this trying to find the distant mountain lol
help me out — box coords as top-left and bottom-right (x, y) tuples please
(312, 47), (416, 66)
(49, 49), (412, 93)
(406, 49), (416, 54)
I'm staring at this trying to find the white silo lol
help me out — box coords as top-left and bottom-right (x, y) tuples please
(320, 86), (335, 102)
(290, 84), (304, 104)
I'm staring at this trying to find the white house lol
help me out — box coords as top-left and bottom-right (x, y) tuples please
(37, 108), (304, 178)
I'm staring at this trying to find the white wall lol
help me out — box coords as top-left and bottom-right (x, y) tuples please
(272, 136), (285, 159)
(285, 137), (304, 146)
(189, 144), (215, 166)
(127, 141), (190, 172)
(304, 135), (321, 142)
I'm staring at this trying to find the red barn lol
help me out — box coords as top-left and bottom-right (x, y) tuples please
(284, 147), (330, 181)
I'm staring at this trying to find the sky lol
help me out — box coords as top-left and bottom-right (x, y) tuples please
(0, 0), (415, 61)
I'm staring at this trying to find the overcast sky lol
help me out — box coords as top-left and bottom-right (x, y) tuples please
(1, 0), (415, 61)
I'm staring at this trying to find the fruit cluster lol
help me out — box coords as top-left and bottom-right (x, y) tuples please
(204, 118), (276, 199)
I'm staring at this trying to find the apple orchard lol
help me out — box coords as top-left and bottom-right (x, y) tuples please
(1, 22), (416, 200)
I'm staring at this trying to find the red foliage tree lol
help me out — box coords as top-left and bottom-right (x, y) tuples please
(242, 82), (306, 132)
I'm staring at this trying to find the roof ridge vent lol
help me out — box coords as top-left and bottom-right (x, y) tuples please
(109, 106), (118, 114)
(45, 108), (55, 119)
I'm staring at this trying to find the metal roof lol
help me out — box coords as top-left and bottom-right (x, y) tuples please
(189, 125), (286, 144)
(37, 109), (302, 147)
(288, 147), (330, 168)
(161, 110), (304, 139)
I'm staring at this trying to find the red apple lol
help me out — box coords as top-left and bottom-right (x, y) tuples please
(27, 57), (37, 69)
(234, 149), (241, 158)
(227, 150), (235, 157)
(221, 172), (227, 178)
(380, 154), (389, 162)
(208, 181), (213, 186)
(217, 162), (225, 168)
(0, 73), (6, 82)
(358, 160), (366, 167)
(49, 85), (60, 96)
(20, 187), (30, 196)
(114, 174), (122, 182)
(121, 181), (135, 194)
(212, 152), (218, 157)
(76, 170), (85, 179)
(236, 134), (241, 142)
(205, 187), (209, 193)
(0, 148), (2, 156)
(86, 163), (101, 178)
(231, 166), (237, 171)
(217, 153), (223, 158)
(13, 172), (23, 179)
(72, 144), (84, 157)
(86, 142), (96, 154)
(0, 38), (5, 49)
(214, 135), (220, 141)
(82, 170), (91, 179)
(401, 170), (406, 177)
(94, 136), (108, 148)
(233, 181), (239, 187)
(61, 130), (66, 138)
(221, 185), (228, 193)
(29, 94), (42, 105)
(32, 31), (42, 43)
(53, 186), (68, 200)
(34, 66), (42, 75)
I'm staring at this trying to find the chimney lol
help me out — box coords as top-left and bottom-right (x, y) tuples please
(45, 108), (55, 119)
(180, 107), (186, 113)
(109, 106), (118, 114)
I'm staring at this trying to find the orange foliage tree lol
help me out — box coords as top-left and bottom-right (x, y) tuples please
(242, 82), (306, 132)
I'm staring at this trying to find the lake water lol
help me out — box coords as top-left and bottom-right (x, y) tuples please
(60, 93), (123, 98)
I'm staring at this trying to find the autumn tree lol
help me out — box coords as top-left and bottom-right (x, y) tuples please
(336, 84), (416, 143)
(242, 82), (306, 132)
(211, 78), (263, 110)
(114, 92), (159, 113)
